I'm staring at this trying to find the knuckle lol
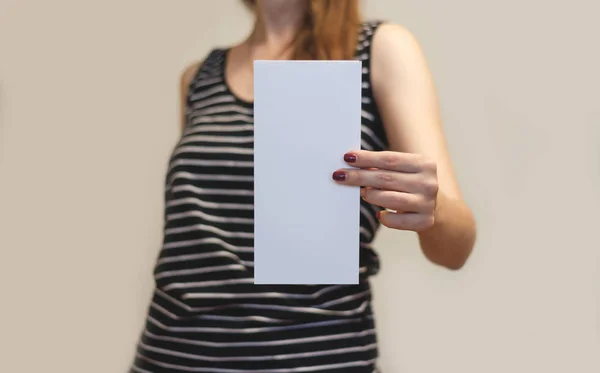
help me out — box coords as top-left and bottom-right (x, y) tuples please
(392, 193), (410, 210)
(381, 153), (399, 169)
(421, 178), (439, 196)
(418, 156), (437, 173)
(423, 198), (436, 213)
(414, 215), (435, 231)
(375, 172), (396, 188)
(412, 195), (432, 212)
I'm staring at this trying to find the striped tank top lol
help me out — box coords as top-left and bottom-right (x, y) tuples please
(132, 21), (388, 373)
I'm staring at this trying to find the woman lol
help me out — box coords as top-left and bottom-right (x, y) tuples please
(131, 0), (476, 372)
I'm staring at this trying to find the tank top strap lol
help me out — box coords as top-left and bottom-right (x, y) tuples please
(355, 20), (389, 154)
(192, 48), (227, 82)
(355, 21), (385, 59)
(183, 49), (229, 129)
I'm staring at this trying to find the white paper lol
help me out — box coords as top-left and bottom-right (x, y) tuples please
(253, 60), (362, 285)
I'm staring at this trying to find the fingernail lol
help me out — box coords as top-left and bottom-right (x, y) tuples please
(376, 210), (382, 220)
(332, 171), (347, 181)
(344, 153), (357, 163)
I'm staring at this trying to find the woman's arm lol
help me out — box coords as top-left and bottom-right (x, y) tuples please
(371, 24), (476, 270)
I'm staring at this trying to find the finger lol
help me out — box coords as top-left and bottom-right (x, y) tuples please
(344, 150), (434, 173)
(333, 168), (419, 192)
(362, 188), (433, 213)
(377, 210), (435, 232)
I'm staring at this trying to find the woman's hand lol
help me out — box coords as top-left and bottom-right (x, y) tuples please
(333, 150), (439, 232)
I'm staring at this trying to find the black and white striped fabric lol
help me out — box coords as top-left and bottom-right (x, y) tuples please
(132, 21), (388, 373)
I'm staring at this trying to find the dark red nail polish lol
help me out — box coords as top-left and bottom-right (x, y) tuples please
(344, 153), (357, 163)
(376, 211), (382, 219)
(332, 171), (347, 181)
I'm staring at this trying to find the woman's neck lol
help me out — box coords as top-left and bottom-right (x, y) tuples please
(248, 0), (308, 58)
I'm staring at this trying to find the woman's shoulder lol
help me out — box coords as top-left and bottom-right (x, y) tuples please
(367, 20), (426, 72)
(181, 60), (202, 87)
(358, 21), (421, 60)
(179, 48), (228, 89)
(370, 20), (421, 49)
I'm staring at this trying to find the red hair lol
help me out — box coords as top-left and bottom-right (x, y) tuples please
(244, 0), (361, 60)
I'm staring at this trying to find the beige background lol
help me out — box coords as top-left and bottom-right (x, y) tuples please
(1, 0), (599, 372)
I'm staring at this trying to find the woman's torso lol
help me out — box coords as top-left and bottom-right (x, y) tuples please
(132, 21), (388, 373)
